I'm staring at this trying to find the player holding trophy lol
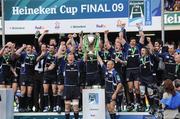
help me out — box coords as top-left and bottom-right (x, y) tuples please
(83, 33), (101, 87)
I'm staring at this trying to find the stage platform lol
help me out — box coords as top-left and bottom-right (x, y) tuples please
(14, 112), (156, 119)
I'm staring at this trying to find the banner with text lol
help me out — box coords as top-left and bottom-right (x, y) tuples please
(4, 0), (161, 34)
(164, 12), (180, 25)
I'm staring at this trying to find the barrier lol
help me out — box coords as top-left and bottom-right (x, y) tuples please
(0, 88), (14, 119)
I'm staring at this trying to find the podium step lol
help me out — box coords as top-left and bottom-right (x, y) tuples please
(14, 112), (156, 119)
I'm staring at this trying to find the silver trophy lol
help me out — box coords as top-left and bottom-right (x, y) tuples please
(83, 33), (100, 57)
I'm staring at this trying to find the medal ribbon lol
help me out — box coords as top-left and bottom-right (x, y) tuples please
(141, 56), (146, 65)
(104, 51), (109, 60)
(131, 47), (136, 56)
(115, 52), (121, 59)
(3, 54), (10, 64)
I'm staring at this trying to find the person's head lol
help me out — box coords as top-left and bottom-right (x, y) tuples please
(154, 40), (163, 51)
(3, 47), (10, 55)
(107, 60), (114, 71)
(48, 45), (55, 54)
(129, 37), (137, 47)
(115, 42), (122, 52)
(49, 38), (57, 46)
(168, 44), (175, 54)
(68, 33), (73, 39)
(174, 53), (180, 63)
(174, 79), (180, 91)
(163, 79), (176, 96)
(11, 43), (16, 51)
(5, 42), (13, 52)
(67, 43), (72, 50)
(60, 41), (66, 46)
(61, 44), (67, 54)
(115, 37), (120, 44)
(141, 47), (149, 57)
(41, 44), (47, 52)
(26, 45), (33, 54)
(67, 53), (75, 64)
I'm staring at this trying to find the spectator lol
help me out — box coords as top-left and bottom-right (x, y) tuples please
(161, 79), (179, 119)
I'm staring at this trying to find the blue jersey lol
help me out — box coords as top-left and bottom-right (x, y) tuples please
(123, 43), (142, 69)
(99, 50), (111, 63)
(163, 52), (176, 74)
(74, 50), (83, 61)
(44, 52), (56, 74)
(0, 54), (14, 75)
(111, 51), (125, 76)
(102, 65), (121, 93)
(139, 55), (154, 76)
(20, 52), (37, 75)
(62, 62), (80, 86)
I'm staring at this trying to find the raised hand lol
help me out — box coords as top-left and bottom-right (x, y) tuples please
(104, 30), (109, 35)
(43, 30), (49, 34)
(68, 34), (73, 39)
(22, 44), (26, 48)
(73, 33), (77, 38)
(6, 42), (13, 47)
(136, 23), (143, 31)
(117, 20), (126, 28)
(35, 31), (40, 38)
(146, 37), (151, 43)
(79, 31), (83, 37)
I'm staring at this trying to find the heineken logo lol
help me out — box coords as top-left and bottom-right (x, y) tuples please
(164, 12), (180, 25)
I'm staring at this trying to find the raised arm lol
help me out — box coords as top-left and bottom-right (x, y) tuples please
(104, 30), (112, 49)
(15, 44), (26, 56)
(0, 44), (8, 57)
(66, 34), (74, 46)
(146, 37), (154, 54)
(56, 44), (66, 59)
(71, 33), (77, 47)
(97, 54), (104, 66)
(136, 23), (145, 45)
(78, 31), (83, 49)
(38, 30), (48, 46)
(104, 30), (109, 42)
(117, 20), (126, 45)
(36, 51), (46, 62)
(66, 33), (77, 53)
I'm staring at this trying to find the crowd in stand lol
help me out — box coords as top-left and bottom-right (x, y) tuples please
(0, 21), (179, 119)
(165, 0), (180, 11)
